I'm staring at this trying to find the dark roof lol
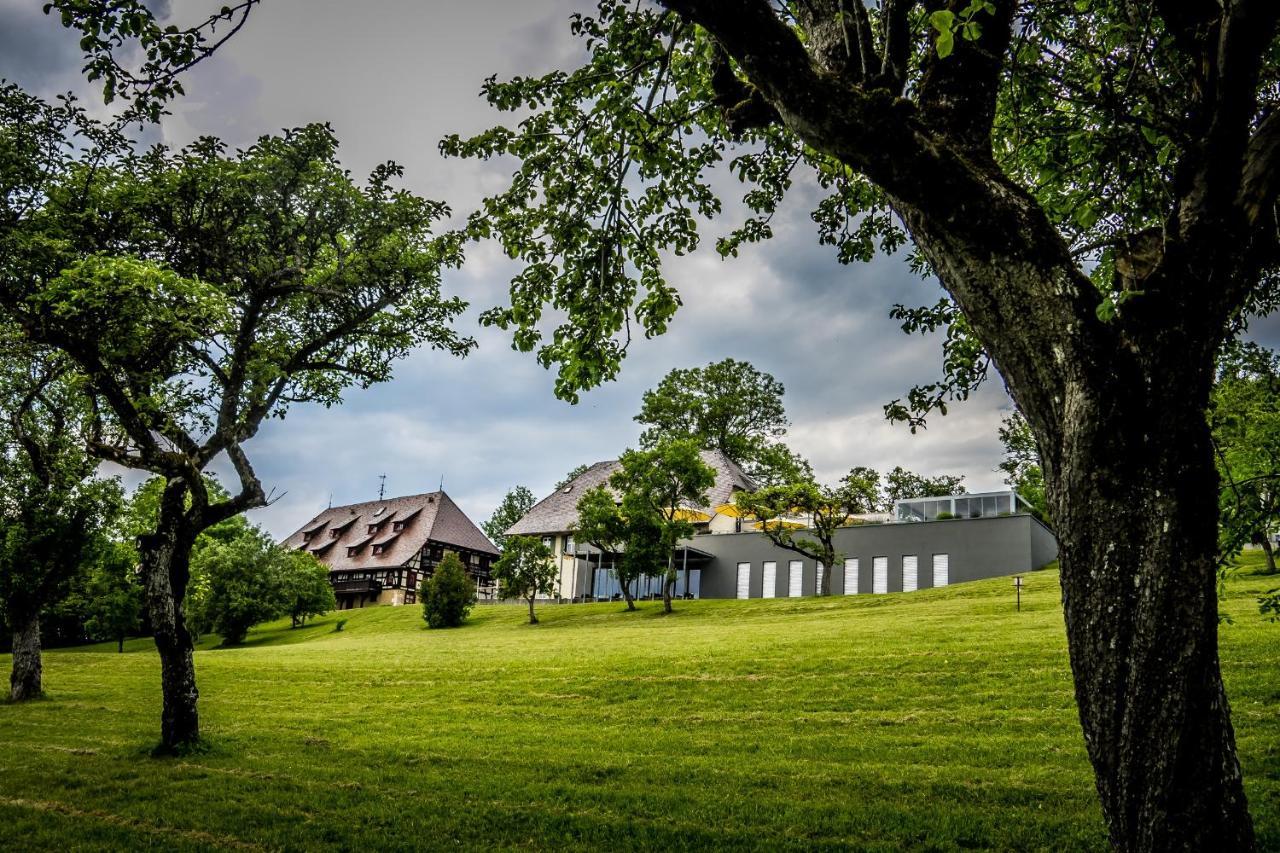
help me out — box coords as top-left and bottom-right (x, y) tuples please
(506, 449), (756, 536)
(281, 491), (498, 572)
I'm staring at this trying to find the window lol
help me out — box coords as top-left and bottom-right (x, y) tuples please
(542, 536), (554, 551)
(735, 563), (751, 599)
(843, 558), (859, 595)
(932, 554), (949, 587)
(873, 557), (888, 594)
(564, 535), (575, 554)
(902, 555), (918, 592)
(761, 561), (777, 599)
(788, 561), (803, 597)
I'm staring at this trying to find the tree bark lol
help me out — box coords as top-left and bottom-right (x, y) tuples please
(117, 635), (125, 654)
(527, 594), (538, 625)
(138, 513), (200, 752)
(9, 611), (42, 701)
(1039, 350), (1255, 850)
(621, 576), (636, 611)
(1259, 535), (1277, 574)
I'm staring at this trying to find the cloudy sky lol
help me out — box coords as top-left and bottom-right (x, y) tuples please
(4, 0), (1278, 538)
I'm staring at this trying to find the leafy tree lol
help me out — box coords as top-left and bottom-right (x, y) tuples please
(277, 550), (336, 629)
(554, 464), (592, 491)
(0, 342), (123, 699)
(736, 469), (881, 595)
(2, 110), (472, 750)
(997, 412), (1048, 519)
(574, 484), (639, 610)
(1211, 343), (1280, 575)
(189, 529), (285, 647)
(609, 439), (715, 613)
(82, 540), (143, 653)
(881, 467), (966, 510)
(636, 358), (789, 479)
(442, 4), (1280, 840)
(482, 486), (537, 551)
(420, 552), (476, 629)
(492, 535), (556, 624)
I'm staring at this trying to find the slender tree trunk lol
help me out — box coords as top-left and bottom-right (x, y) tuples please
(9, 611), (42, 701)
(1259, 535), (1277, 575)
(139, 513), (200, 752)
(117, 634), (125, 654)
(527, 593), (538, 625)
(621, 577), (636, 611)
(662, 554), (674, 614)
(1046, 368), (1255, 851)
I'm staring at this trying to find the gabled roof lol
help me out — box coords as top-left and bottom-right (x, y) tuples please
(281, 490), (498, 573)
(506, 448), (757, 537)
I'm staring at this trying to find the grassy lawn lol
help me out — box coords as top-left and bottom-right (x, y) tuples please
(1, 557), (1276, 852)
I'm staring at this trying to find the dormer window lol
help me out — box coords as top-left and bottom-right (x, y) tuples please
(372, 543), (386, 555)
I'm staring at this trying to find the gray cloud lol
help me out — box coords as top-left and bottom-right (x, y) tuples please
(4, 0), (1277, 538)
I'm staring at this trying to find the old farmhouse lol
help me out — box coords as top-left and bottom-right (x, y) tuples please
(507, 452), (1058, 601)
(281, 491), (499, 609)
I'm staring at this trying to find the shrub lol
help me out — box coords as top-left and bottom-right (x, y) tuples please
(421, 552), (476, 629)
(936, 512), (956, 520)
(334, 618), (347, 633)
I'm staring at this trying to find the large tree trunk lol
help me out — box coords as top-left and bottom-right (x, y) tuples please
(9, 611), (42, 701)
(1045, 363), (1255, 851)
(527, 594), (538, 625)
(138, 513), (200, 752)
(620, 576), (636, 611)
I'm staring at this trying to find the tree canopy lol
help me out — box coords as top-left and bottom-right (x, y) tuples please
(482, 486), (538, 551)
(492, 535), (557, 624)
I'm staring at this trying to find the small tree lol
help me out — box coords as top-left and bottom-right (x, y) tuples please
(554, 464), (591, 491)
(736, 469), (880, 595)
(2, 111), (473, 749)
(482, 486), (537, 551)
(997, 413), (1048, 519)
(0, 341), (123, 699)
(190, 530), (286, 646)
(83, 540), (143, 653)
(610, 439), (715, 614)
(277, 550), (335, 628)
(492, 535), (556, 624)
(421, 552), (475, 629)
(574, 485), (638, 611)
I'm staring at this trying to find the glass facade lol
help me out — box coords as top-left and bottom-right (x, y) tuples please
(895, 491), (1023, 522)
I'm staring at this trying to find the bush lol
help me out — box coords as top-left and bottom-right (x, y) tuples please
(421, 552), (476, 629)
(936, 512), (956, 520)
(334, 618), (347, 633)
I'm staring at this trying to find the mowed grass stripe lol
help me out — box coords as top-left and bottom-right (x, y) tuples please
(1, 562), (1276, 851)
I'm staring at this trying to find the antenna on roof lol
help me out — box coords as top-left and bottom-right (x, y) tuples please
(327, 493), (332, 509)
(439, 474), (444, 492)
(378, 474), (386, 501)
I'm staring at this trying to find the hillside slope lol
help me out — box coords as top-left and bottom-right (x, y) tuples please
(1, 561), (1276, 851)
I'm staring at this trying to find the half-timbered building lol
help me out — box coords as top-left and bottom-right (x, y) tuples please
(281, 491), (499, 609)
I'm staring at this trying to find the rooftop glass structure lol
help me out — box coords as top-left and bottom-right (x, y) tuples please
(894, 490), (1035, 522)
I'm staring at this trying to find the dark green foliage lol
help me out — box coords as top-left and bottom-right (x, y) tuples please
(636, 358), (791, 480)
(82, 540), (143, 653)
(881, 467), (966, 509)
(421, 553), (475, 629)
(997, 412), (1048, 519)
(277, 551), (335, 629)
(1212, 342), (1280, 574)
(573, 485), (640, 610)
(491, 536), (556, 624)
(610, 439), (716, 612)
(190, 529), (285, 647)
(334, 618), (348, 633)
(482, 486), (537, 551)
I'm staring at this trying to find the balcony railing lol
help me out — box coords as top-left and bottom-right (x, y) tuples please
(332, 579), (382, 595)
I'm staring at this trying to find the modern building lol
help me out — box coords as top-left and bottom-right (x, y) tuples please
(505, 449), (757, 599)
(508, 454), (1058, 601)
(281, 491), (499, 609)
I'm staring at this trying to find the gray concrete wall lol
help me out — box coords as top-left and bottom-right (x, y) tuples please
(688, 514), (1055, 599)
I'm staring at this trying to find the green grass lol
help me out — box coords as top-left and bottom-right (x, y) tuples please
(2, 558), (1277, 852)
